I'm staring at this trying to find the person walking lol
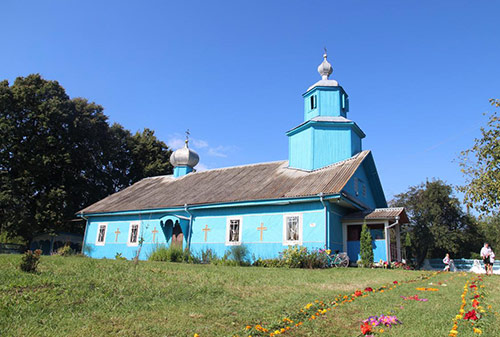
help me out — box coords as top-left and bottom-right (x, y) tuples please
(443, 253), (451, 272)
(480, 243), (492, 275)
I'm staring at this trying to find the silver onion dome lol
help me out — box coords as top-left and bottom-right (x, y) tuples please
(317, 52), (333, 80)
(170, 140), (199, 168)
(307, 50), (338, 91)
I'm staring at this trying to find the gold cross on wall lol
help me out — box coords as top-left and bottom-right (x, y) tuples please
(114, 228), (120, 242)
(257, 223), (267, 241)
(202, 225), (211, 242)
(152, 227), (159, 243)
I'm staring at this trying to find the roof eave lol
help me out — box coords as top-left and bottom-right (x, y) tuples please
(78, 193), (343, 217)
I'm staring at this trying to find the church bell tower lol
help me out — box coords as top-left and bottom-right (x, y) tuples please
(287, 52), (365, 171)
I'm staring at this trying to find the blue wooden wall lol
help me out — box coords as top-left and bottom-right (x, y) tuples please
(83, 201), (335, 261)
(303, 86), (348, 121)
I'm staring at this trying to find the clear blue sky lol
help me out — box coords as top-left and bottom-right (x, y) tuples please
(2, 1), (499, 201)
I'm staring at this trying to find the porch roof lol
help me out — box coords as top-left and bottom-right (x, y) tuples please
(342, 207), (409, 224)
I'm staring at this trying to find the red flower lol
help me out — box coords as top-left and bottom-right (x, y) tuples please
(393, 281), (398, 284)
(472, 299), (479, 308)
(355, 290), (363, 297)
(364, 287), (373, 292)
(470, 284), (477, 289)
(464, 310), (478, 321)
(361, 322), (372, 335)
(474, 295), (479, 299)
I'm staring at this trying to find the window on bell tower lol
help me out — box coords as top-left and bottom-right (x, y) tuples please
(310, 95), (317, 110)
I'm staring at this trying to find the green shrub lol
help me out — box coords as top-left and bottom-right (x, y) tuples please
(149, 245), (180, 262)
(56, 245), (74, 257)
(253, 258), (283, 268)
(115, 252), (127, 261)
(281, 246), (308, 268)
(228, 245), (250, 266)
(199, 248), (218, 264)
(303, 249), (329, 269)
(279, 246), (329, 268)
(211, 258), (240, 267)
(183, 248), (200, 264)
(359, 223), (374, 268)
(20, 249), (42, 273)
(148, 245), (199, 263)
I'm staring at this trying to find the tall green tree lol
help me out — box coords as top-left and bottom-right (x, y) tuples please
(459, 99), (500, 214)
(0, 74), (172, 240)
(390, 180), (480, 267)
(359, 223), (374, 267)
(476, 215), (500, 251)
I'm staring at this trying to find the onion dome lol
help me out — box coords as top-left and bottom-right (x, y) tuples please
(170, 139), (199, 168)
(307, 50), (339, 91)
(317, 52), (333, 80)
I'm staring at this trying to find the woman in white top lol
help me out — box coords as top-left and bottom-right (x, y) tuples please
(480, 243), (492, 275)
(443, 253), (451, 271)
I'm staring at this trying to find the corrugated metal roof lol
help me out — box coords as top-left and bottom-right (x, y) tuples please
(79, 150), (371, 215)
(342, 207), (409, 223)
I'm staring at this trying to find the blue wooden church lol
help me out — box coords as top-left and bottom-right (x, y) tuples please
(79, 53), (408, 263)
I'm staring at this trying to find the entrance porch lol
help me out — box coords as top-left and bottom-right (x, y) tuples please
(341, 207), (409, 264)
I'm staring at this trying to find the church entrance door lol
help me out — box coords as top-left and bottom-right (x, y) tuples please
(172, 221), (183, 248)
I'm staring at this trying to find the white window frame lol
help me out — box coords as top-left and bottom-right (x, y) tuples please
(283, 213), (303, 246)
(225, 216), (243, 246)
(95, 223), (108, 246)
(127, 221), (141, 246)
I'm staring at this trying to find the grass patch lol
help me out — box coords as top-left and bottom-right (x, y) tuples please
(0, 255), (499, 336)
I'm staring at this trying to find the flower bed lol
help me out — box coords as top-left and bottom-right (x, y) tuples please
(228, 273), (438, 337)
(360, 315), (402, 336)
(448, 275), (490, 336)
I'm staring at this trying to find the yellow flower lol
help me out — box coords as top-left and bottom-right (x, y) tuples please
(473, 327), (482, 334)
(194, 334), (200, 337)
(379, 328), (384, 333)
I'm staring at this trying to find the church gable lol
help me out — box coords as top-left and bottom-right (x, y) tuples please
(342, 152), (387, 210)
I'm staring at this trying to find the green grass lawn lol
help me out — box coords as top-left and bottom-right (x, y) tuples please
(0, 255), (499, 337)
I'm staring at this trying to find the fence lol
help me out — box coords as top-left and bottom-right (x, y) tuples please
(423, 258), (500, 274)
